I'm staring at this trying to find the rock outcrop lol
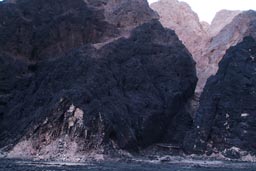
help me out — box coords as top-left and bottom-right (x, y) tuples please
(150, 1), (252, 93)
(0, 0), (197, 158)
(197, 10), (256, 92)
(209, 10), (241, 37)
(102, 0), (159, 30)
(0, 0), (158, 61)
(0, 0), (118, 61)
(184, 36), (256, 156)
(150, 0), (208, 63)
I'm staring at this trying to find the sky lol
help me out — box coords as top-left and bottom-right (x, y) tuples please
(148, 0), (256, 23)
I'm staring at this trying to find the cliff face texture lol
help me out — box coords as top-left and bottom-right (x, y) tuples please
(183, 10), (256, 157)
(0, 0), (118, 61)
(0, 0), (197, 159)
(1, 0), (256, 161)
(184, 36), (256, 158)
(209, 10), (241, 37)
(197, 11), (256, 92)
(0, 0), (158, 61)
(151, 0), (256, 158)
(150, 0), (244, 92)
(150, 0), (208, 63)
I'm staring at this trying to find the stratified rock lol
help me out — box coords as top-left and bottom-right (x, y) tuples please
(0, 21), (197, 155)
(150, 0), (208, 63)
(184, 36), (256, 155)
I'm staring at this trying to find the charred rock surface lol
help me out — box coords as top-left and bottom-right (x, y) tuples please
(184, 37), (256, 155)
(0, 21), (197, 155)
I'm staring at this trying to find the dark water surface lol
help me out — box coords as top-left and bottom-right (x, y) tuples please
(1, 158), (256, 171)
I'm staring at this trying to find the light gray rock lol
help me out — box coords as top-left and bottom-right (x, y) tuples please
(209, 10), (241, 37)
(150, 0), (208, 63)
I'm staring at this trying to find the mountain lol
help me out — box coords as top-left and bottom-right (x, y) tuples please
(1, 0), (256, 161)
(150, 0), (208, 63)
(0, 0), (158, 61)
(93, 0), (159, 30)
(0, 0), (197, 160)
(184, 36), (256, 158)
(197, 10), (256, 92)
(151, 0), (256, 159)
(209, 10), (241, 37)
(150, 1), (245, 93)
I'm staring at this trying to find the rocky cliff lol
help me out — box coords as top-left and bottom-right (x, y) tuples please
(150, 0), (208, 63)
(209, 10), (241, 37)
(197, 11), (256, 92)
(0, 0), (197, 159)
(84, 0), (159, 32)
(0, 0), (118, 61)
(1, 0), (256, 161)
(150, 0), (256, 159)
(150, 1), (246, 93)
(184, 36), (256, 158)
(0, 0), (158, 61)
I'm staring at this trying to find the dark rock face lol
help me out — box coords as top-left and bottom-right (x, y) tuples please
(0, 0), (119, 61)
(0, 0), (158, 62)
(184, 37), (256, 155)
(0, 20), (197, 154)
(0, 55), (28, 124)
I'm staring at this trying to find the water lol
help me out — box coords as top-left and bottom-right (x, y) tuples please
(1, 158), (256, 171)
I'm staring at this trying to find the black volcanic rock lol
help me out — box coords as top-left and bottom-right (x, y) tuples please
(0, 54), (28, 123)
(0, 0), (119, 61)
(0, 21), (197, 154)
(184, 37), (256, 155)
